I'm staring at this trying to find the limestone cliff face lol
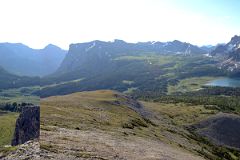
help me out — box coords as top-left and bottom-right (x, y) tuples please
(11, 106), (40, 146)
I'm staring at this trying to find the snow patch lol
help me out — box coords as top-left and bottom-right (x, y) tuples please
(237, 44), (240, 49)
(151, 41), (157, 45)
(204, 53), (213, 58)
(162, 42), (169, 47)
(184, 45), (191, 55)
(85, 42), (96, 52)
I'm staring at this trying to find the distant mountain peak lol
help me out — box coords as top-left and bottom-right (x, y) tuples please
(211, 35), (240, 72)
(45, 44), (57, 48)
(172, 40), (183, 44)
(230, 35), (240, 43)
(43, 44), (66, 51)
(0, 43), (67, 76)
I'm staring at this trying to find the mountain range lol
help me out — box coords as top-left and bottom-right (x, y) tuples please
(39, 39), (222, 97)
(0, 43), (67, 77)
(0, 40), (207, 78)
(55, 37), (240, 79)
(57, 39), (207, 74)
(1, 36), (240, 94)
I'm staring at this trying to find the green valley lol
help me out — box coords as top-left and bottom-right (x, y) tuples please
(2, 37), (240, 160)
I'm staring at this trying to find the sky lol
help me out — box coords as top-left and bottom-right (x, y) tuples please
(0, 0), (239, 49)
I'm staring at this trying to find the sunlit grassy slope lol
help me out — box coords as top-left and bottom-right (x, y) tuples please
(41, 90), (149, 132)
(41, 89), (217, 132)
(41, 90), (238, 159)
(0, 111), (19, 147)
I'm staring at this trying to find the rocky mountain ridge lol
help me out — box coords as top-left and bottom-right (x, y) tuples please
(211, 35), (240, 72)
(56, 39), (206, 74)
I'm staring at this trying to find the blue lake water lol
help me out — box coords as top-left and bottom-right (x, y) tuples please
(206, 78), (240, 87)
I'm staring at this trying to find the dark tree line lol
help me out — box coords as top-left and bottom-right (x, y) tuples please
(0, 102), (33, 112)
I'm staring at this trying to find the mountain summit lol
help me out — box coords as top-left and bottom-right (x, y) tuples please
(211, 35), (240, 72)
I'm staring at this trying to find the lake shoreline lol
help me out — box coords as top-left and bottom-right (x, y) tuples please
(206, 77), (240, 88)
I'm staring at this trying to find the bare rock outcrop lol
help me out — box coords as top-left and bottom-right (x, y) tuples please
(2, 140), (40, 160)
(11, 106), (40, 146)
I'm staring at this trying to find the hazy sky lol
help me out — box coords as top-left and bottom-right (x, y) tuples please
(0, 0), (239, 49)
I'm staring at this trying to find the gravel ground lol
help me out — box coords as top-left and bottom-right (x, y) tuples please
(40, 127), (205, 160)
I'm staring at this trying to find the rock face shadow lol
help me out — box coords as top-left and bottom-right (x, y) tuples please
(190, 113), (240, 150)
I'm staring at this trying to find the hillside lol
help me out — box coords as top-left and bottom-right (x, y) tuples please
(40, 90), (203, 159)
(0, 43), (67, 76)
(39, 90), (240, 159)
(39, 53), (222, 98)
(0, 66), (39, 90)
